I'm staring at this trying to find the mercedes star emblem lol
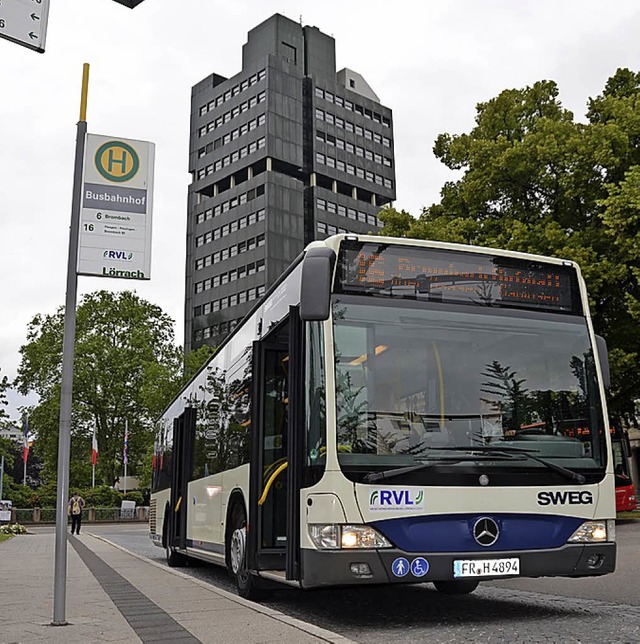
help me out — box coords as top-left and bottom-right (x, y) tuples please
(473, 517), (500, 546)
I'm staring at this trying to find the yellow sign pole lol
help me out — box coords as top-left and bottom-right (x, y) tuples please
(79, 63), (90, 122)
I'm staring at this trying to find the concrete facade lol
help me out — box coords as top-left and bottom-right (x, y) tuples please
(185, 14), (396, 352)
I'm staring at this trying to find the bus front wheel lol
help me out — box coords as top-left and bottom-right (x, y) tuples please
(433, 579), (479, 595)
(228, 503), (264, 600)
(163, 515), (186, 568)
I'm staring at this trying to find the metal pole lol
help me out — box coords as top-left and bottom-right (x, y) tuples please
(92, 422), (96, 488)
(0, 455), (4, 501)
(23, 414), (28, 485)
(52, 63), (89, 627)
(124, 419), (128, 495)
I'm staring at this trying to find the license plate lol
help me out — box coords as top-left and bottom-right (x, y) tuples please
(453, 557), (520, 578)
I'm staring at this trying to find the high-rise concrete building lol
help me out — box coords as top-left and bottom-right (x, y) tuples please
(186, 14), (396, 352)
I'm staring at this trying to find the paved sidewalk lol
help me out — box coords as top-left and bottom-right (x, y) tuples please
(0, 531), (352, 643)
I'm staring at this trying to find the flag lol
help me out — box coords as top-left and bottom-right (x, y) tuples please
(22, 416), (29, 463)
(91, 425), (98, 466)
(123, 423), (129, 465)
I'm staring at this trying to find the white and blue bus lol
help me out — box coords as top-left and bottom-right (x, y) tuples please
(150, 234), (616, 598)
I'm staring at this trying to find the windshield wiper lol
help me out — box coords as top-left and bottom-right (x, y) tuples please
(363, 445), (588, 484)
(363, 454), (516, 483)
(432, 445), (587, 484)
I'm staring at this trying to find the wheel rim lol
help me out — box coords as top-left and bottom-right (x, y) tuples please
(230, 526), (246, 575)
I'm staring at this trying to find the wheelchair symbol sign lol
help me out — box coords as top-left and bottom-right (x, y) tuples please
(411, 557), (429, 577)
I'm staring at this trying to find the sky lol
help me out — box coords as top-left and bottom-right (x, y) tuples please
(1, 0), (639, 420)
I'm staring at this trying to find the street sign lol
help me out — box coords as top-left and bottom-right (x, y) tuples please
(78, 134), (155, 280)
(0, 499), (12, 522)
(0, 0), (50, 53)
(112, 0), (147, 7)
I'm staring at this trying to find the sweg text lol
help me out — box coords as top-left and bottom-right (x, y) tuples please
(537, 490), (593, 506)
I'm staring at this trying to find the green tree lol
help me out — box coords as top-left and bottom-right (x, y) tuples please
(0, 367), (12, 431)
(15, 291), (184, 487)
(381, 70), (640, 420)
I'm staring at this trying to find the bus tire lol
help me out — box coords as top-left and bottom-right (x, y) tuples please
(433, 579), (479, 595)
(163, 515), (186, 568)
(227, 502), (264, 600)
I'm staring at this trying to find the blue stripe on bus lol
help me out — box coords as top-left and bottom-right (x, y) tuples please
(371, 514), (585, 552)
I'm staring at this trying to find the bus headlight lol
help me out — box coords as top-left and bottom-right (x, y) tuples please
(308, 524), (392, 550)
(568, 520), (614, 543)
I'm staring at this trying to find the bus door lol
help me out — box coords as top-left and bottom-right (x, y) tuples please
(248, 309), (304, 579)
(168, 407), (195, 550)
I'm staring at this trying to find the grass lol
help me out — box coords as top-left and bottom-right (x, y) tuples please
(617, 511), (640, 520)
(0, 533), (14, 544)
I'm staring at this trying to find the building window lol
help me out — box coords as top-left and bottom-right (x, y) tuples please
(282, 42), (297, 64)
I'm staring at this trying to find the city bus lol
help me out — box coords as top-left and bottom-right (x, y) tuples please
(150, 234), (617, 598)
(611, 426), (637, 512)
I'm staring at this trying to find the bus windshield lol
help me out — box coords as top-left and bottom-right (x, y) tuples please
(332, 297), (607, 485)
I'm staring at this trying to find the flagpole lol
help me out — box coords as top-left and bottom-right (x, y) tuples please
(23, 414), (29, 486)
(92, 423), (96, 488)
(124, 419), (128, 495)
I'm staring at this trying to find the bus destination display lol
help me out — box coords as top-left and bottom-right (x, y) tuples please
(336, 241), (580, 314)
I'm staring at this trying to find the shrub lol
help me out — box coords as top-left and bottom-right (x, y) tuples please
(30, 482), (58, 508)
(0, 523), (27, 534)
(79, 485), (122, 507)
(1, 477), (32, 507)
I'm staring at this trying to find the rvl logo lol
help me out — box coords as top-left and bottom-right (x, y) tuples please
(103, 250), (133, 261)
(369, 489), (424, 511)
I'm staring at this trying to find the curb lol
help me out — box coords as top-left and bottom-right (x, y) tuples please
(88, 532), (354, 644)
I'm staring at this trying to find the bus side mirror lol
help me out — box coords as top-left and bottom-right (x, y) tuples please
(300, 247), (336, 321)
(595, 335), (610, 390)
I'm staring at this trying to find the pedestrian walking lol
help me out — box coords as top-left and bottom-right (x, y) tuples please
(68, 492), (85, 535)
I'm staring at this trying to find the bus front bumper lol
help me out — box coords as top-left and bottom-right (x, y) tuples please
(300, 542), (616, 589)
